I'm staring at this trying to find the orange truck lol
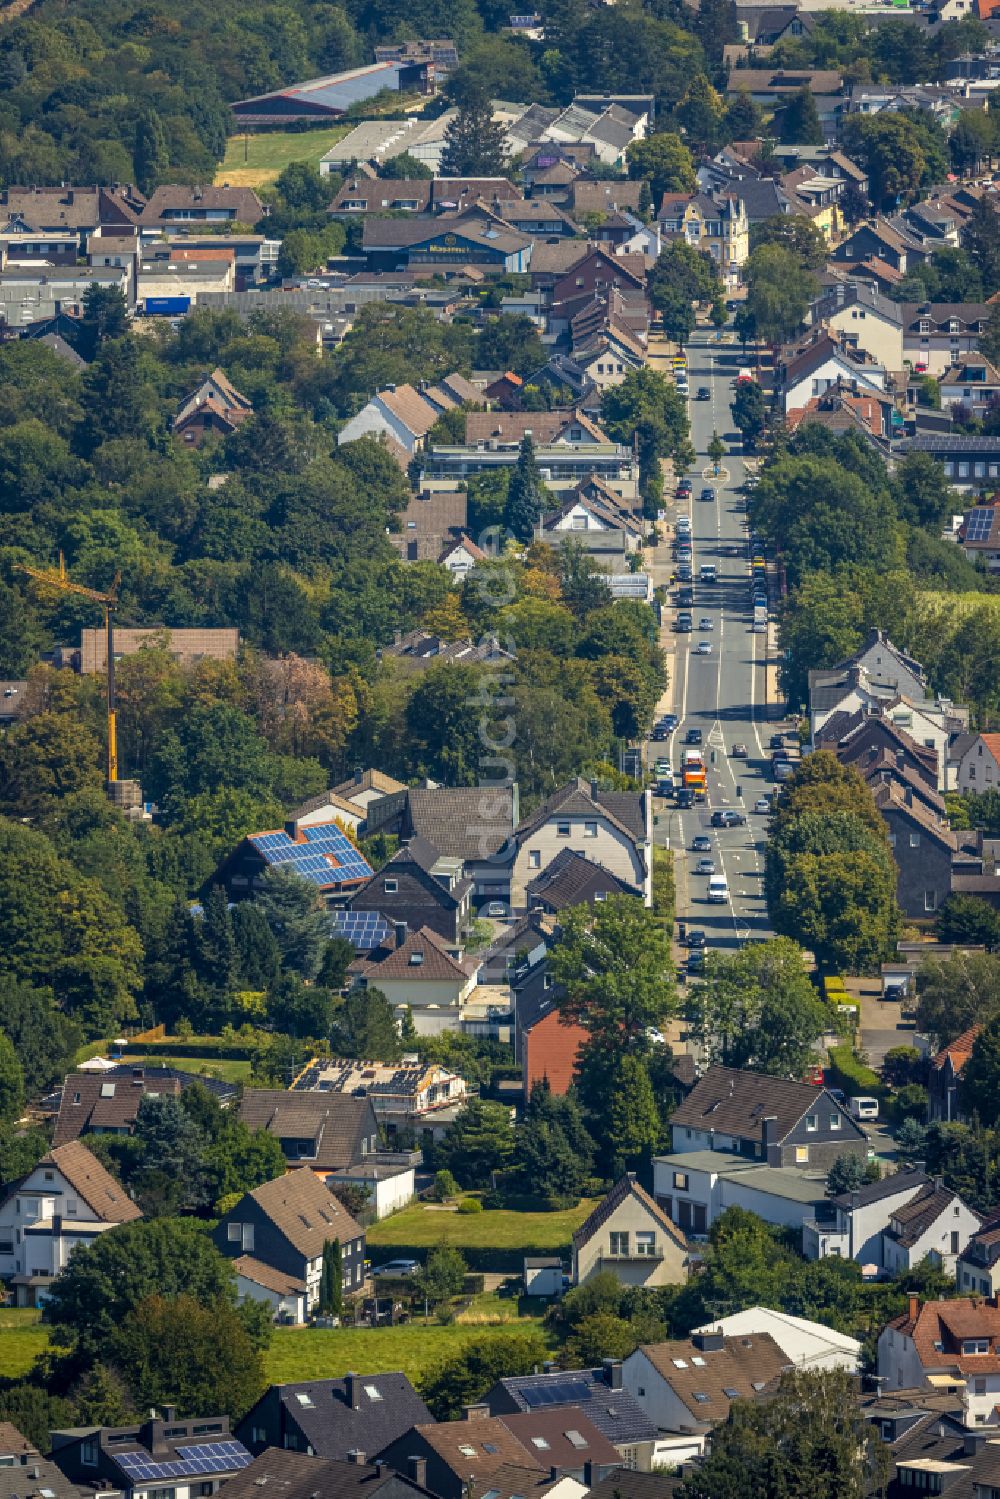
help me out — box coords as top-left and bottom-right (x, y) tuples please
(681, 751), (707, 801)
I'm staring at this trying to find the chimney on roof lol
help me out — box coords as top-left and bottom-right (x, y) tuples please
(346, 1372), (362, 1410)
(692, 1330), (724, 1352)
(904, 787), (913, 808)
(385, 383), (397, 394)
(163, 1408), (176, 1423)
(462, 1404), (489, 1421)
(549, 1469), (564, 1483)
(602, 1358), (623, 1390)
(908, 1292), (919, 1323)
(583, 1464), (596, 1488)
(285, 818), (305, 842)
(761, 1115), (780, 1165)
(347, 1451), (366, 1467)
(394, 922), (407, 949)
(407, 1458), (427, 1487)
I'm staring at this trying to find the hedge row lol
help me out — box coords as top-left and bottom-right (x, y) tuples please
(826, 1044), (885, 1099)
(367, 1244), (568, 1274)
(120, 1041), (256, 1061)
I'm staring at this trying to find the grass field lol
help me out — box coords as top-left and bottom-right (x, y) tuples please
(266, 1316), (550, 1384)
(215, 127), (351, 188)
(130, 1053), (253, 1083)
(0, 1309), (49, 1378)
(367, 1200), (596, 1252)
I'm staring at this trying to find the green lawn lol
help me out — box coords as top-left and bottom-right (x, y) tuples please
(267, 1317), (551, 1384)
(215, 127), (351, 188)
(131, 1052), (253, 1083)
(368, 1200), (596, 1252)
(0, 1309), (49, 1378)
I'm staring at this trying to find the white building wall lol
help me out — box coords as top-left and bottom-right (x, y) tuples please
(622, 1349), (699, 1434)
(510, 813), (649, 910)
(338, 399), (417, 453)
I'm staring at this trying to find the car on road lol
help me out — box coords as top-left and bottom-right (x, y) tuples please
(373, 1259), (419, 1277)
(676, 478), (692, 494)
(686, 728), (703, 744)
(773, 761), (794, 782)
(651, 725), (669, 740)
(754, 796), (772, 814)
(677, 564), (693, 582)
(655, 758), (671, 775)
(769, 733), (787, 750)
(686, 950), (706, 974)
(676, 787), (694, 808)
(660, 713), (678, 731)
(675, 614), (693, 632)
(695, 857), (716, 875)
(712, 809), (746, 827)
(699, 617), (713, 631)
(731, 743), (748, 757)
(700, 486), (716, 502)
(686, 929), (706, 947)
(691, 835), (712, 851)
(695, 641), (713, 655)
(696, 386), (710, 400)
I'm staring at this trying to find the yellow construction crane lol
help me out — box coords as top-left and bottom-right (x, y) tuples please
(20, 555), (122, 783)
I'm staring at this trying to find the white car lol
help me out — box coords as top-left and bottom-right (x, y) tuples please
(698, 617), (713, 631)
(754, 797), (771, 814)
(695, 641), (713, 655)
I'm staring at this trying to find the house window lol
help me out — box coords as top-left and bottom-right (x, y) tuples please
(805, 1114), (818, 1131)
(595, 891), (608, 902)
(529, 850), (541, 868)
(964, 1339), (989, 1354)
(925, 890), (938, 912)
(830, 1115), (842, 1130)
(556, 822), (571, 837)
(636, 1231), (657, 1256)
(975, 1377), (987, 1395)
(610, 1231), (629, 1255)
(909, 832), (920, 847)
(81, 1442), (98, 1467)
(227, 1223), (242, 1242)
(384, 879), (398, 893)
(795, 1146), (809, 1164)
(149, 1489), (176, 1499)
(584, 821), (597, 837)
(673, 1172), (688, 1191)
(0, 1237), (12, 1254)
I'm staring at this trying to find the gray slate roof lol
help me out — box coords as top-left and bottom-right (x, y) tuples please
(239, 1376), (433, 1463)
(670, 1065), (861, 1145)
(488, 1370), (658, 1446)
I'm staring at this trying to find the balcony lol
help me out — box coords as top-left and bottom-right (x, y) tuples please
(599, 1248), (665, 1264)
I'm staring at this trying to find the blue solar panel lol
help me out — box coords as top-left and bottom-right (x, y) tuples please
(116, 1441), (252, 1483)
(249, 823), (373, 887)
(331, 910), (390, 951)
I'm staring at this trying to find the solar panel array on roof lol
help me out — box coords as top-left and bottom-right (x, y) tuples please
(522, 1380), (593, 1408)
(248, 825), (372, 888)
(330, 909), (390, 951)
(966, 507), (996, 542)
(115, 1443), (252, 1483)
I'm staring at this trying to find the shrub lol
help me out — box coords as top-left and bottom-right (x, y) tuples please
(826, 1044), (884, 1099)
(433, 1169), (459, 1202)
(457, 1197), (484, 1214)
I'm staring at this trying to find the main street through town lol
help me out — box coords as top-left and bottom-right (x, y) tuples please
(651, 326), (787, 957)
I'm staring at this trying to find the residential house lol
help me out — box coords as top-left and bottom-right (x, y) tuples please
(64, 625), (239, 675)
(667, 1065), (867, 1169)
(330, 769), (408, 821)
(621, 1331), (790, 1451)
(363, 786), (518, 904)
(0, 1425), (81, 1499)
(900, 301), (991, 375)
(506, 778), (651, 911)
(832, 220), (922, 276)
(328, 178), (432, 216)
(689, 1308), (861, 1372)
(230, 61), (433, 128)
(493, 1411), (620, 1485)
(877, 1294), (1000, 1423)
(238, 1375), (432, 1461)
(0, 265), (131, 326)
(815, 710), (941, 793)
(525, 848), (643, 913)
(337, 383), (445, 457)
(809, 283), (904, 369)
(50, 1415), (252, 1499)
(438, 535), (488, 579)
(485, 1362), (665, 1470)
(292, 1055), (467, 1150)
(465, 410), (609, 448)
(238, 1089), (381, 1170)
(567, 181), (645, 219)
(391, 490), (471, 561)
(784, 382), (894, 447)
(571, 1174), (688, 1290)
(212, 1449), (436, 1499)
(343, 837), (472, 945)
(778, 167), (843, 241)
(857, 751), (950, 822)
(929, 1025), (983, 1123)
(778, 330), (886, 414)
(139, 184), (265, 230)
(941, 356), (1000, 418)
(421, 433), (639, 493)
(657, 192), (748, 288)
(512, 952), (586, 1098)
(0, 1141), (141, 1306)
(893, 433), (1000, 491)
(53, 1069), (182, 1146)
(380, 630), (513, 674)
(0, 184), (142, 246)
(803, 1166), (933, 1268)
(959, 500), (1000, 572)
(360, 216), (532, 274)
(211, 819), (373, 904)
(871, 779), (959, 918)
(880, 1179), (981, 1277)
(172, 366), (253, 446)
(724, 70), (845, 137)
(809, 675), (964, 785)
(376, 1415), (545, 1499)
(956, 733), (1000, 795)
(215, 1168), (365, 1318)
(549, 248), (647, 308)
(959, 1211), (1000, 1298)
(653, 1149), (836, 1237)
(535, 480), (645, 560)
(585, 1474), (686, 1499)
(283, 788), (370, 836)
(349, 924), (481, 1035)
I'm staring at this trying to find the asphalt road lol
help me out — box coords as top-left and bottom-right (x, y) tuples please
(652, 328), (784, 957)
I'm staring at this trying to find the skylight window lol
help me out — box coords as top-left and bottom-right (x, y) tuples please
(693, 1394), (710, 1404)
(672, 1359), (688, 1369)
(459, 1446), (476, 1459)
(565, 1432), (587, 1450)
(295, 1394), (314, 1407)
(531, 1439), (550, 1450)
(691, 1357), (706, 1367)
(365, 1386), (382, 1401)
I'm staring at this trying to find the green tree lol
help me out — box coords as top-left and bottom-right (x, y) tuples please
(231, 903), (282, 990)
(708, 430), (725, 471)
(779, 572), (864, 707)
(963, 196), (1000, 298)
(331, 987), (402, 1060)
(254, 868), (329, 980)
(826, 1152), (880, 1195)
(510, 1082), (594, 1204)
(626, 132), (696, 201)
(434, 1098), (516, 1188)
(267, 973), (335, 1039)
(952, 1014), (1000, 1127)
(477, 314), (546, 378)
(841, 113), (928, 209)
(605, 1054), (662, 1175)
(914, 950), (1000, 1047)
(689, 938), (831, 1077)
(649, 241), (726, 333)
(504, 434), (549, 542)
(601, 365), (690, 512)
(0, 711), (104, 819)
(44, 1217), (237, 1363)
(420, 1329), (549, 1420)
(0, 981), (82, 1100)
(725, 89), (763, 139)
(936, 894), (1000, 951)
(678, 1368), (890, 1499)
(549, 896), (676, 1052)
(318, 1239), (344, 1317)
(742, 243), (818, 345)
(0, 1031), (24, 1123)
(133, 109), (169, 194)
(417, 1244), (467, 1304)
(111, 1293), (266, 1420)
(779, 85), (824, 145)
(675, 73), (726, 152)
(440, 91), (508, 177)
(730, 379), (767, 446)
(892, 450), (955, 531)
(749, 214), (827, 269)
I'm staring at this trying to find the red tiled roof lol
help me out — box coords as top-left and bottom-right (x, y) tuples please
(932, 1024), (982, 1073)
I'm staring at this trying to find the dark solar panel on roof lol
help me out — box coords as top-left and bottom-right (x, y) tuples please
(966, 507), (996, 542)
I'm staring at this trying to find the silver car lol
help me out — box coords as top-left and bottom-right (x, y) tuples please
(695, 857), (716, 875)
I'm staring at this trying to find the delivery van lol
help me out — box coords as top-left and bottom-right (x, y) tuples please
(849, 1096), (879, 1121)
(707, 875), (729, 903)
